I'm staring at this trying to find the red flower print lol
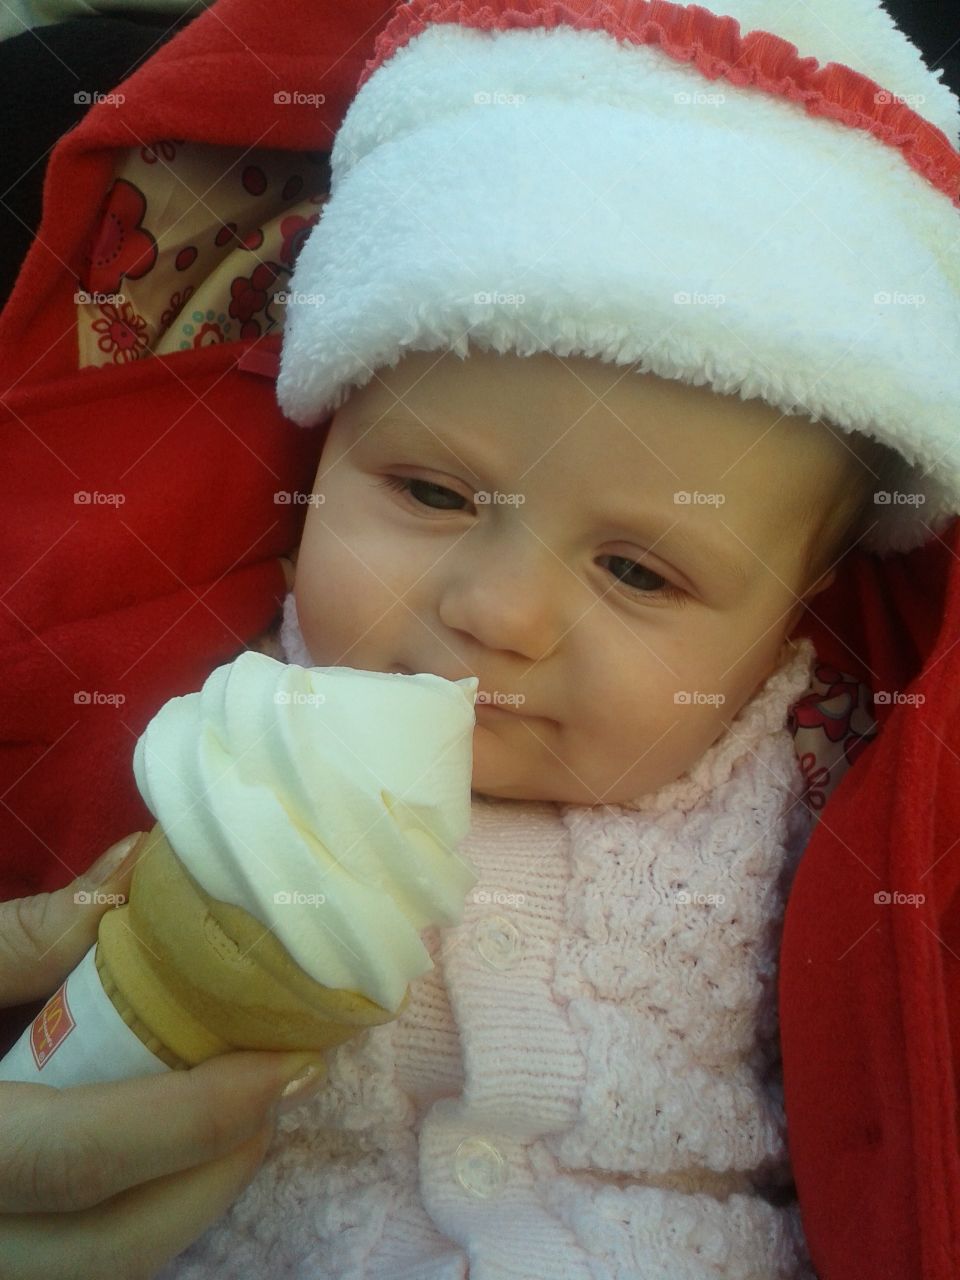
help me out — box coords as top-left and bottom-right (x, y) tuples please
(91, 301), (149, 364)
(242, 165), (267, 196)
(213, 224), (264, 251)
(140, 139), (184, 165)
(788, 662), (882, 815)
(160, 287), (194, 332)
(279, 212), (319, 268)
(84, 180), (158, 294)
(177, 308), (234, 349)
(790, 664), (867, 745)
(229, 262), (281, 324)
(790, 693), (851, 744)
(797, 751), (831, 810)
(192, 321), (226, 347)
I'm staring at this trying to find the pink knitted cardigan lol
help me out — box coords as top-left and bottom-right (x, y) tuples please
(157, 593), (869, 1280)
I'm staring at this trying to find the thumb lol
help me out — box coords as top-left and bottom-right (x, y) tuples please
(0, 832), (147, 1009)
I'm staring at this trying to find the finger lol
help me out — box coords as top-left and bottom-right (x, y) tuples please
(0, 1124), (274, 1280)
(0, 833), (148, 1007)
(0, 1050), (324, 1213)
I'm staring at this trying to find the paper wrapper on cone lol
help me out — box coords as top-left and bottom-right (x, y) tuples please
(0, 824), (407, 1086)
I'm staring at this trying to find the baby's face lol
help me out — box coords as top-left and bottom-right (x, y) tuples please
(294, 346), (850, 804)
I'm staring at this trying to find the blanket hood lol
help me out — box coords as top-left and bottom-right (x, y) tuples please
(1, 2), (959, 1278)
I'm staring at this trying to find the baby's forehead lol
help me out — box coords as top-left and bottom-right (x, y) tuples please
(349, 349), (851, 501)
(360, 347), (779, 442)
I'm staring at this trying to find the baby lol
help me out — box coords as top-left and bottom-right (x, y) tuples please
(254, 342), (896, 1279)
(161, 0), (958, 1275)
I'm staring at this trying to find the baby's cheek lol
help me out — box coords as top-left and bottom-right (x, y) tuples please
(292, 550), (349, 660)
(607, 696), (723, 795)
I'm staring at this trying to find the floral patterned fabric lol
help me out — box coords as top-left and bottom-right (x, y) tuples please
(788, 660), (878, 815)
(76, 141), (330, 366)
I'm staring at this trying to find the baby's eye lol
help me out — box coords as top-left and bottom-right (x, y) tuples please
(601, 555), (685, 602)
(377, 478), (685, 603)
(376, 475), (467, 510)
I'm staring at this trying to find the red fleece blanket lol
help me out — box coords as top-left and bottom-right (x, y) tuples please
(1, 2), (958, 1275)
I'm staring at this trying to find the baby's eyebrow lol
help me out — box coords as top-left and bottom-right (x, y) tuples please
(637, 518), (754, 591)
(349, 414), (487, 477)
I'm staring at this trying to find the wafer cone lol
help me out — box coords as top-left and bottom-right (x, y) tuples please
(95, 824), (408, 1069)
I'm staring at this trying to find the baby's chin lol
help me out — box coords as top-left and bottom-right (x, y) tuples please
(469, 724), (645, 806)
(470, 725), (699, 806)
(469, 723), (557, 802)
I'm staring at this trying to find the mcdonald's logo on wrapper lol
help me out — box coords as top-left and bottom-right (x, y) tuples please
(29, 983), (76, 1069)
(0, 945), (171, 1086)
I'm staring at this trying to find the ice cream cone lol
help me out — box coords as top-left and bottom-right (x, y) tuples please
(95, 824), (408, 1070)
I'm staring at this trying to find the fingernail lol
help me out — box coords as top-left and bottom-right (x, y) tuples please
(84, 833), (146, 888)
(274, 1057), (326, 1114)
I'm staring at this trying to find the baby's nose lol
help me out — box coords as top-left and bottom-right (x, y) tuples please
(443, 575), (559, 665)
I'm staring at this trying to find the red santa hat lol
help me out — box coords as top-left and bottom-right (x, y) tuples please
(276, 0), (960, 556)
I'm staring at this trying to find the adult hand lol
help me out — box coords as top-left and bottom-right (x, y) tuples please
(0, 833), (326, 1280)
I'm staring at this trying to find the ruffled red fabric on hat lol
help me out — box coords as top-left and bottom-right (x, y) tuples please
(362, 0), (960, 207)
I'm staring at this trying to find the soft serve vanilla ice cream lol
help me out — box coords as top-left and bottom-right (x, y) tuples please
(132, 653), (480, 1013)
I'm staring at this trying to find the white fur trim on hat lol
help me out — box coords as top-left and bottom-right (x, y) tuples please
(277, 3), (960, 555)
